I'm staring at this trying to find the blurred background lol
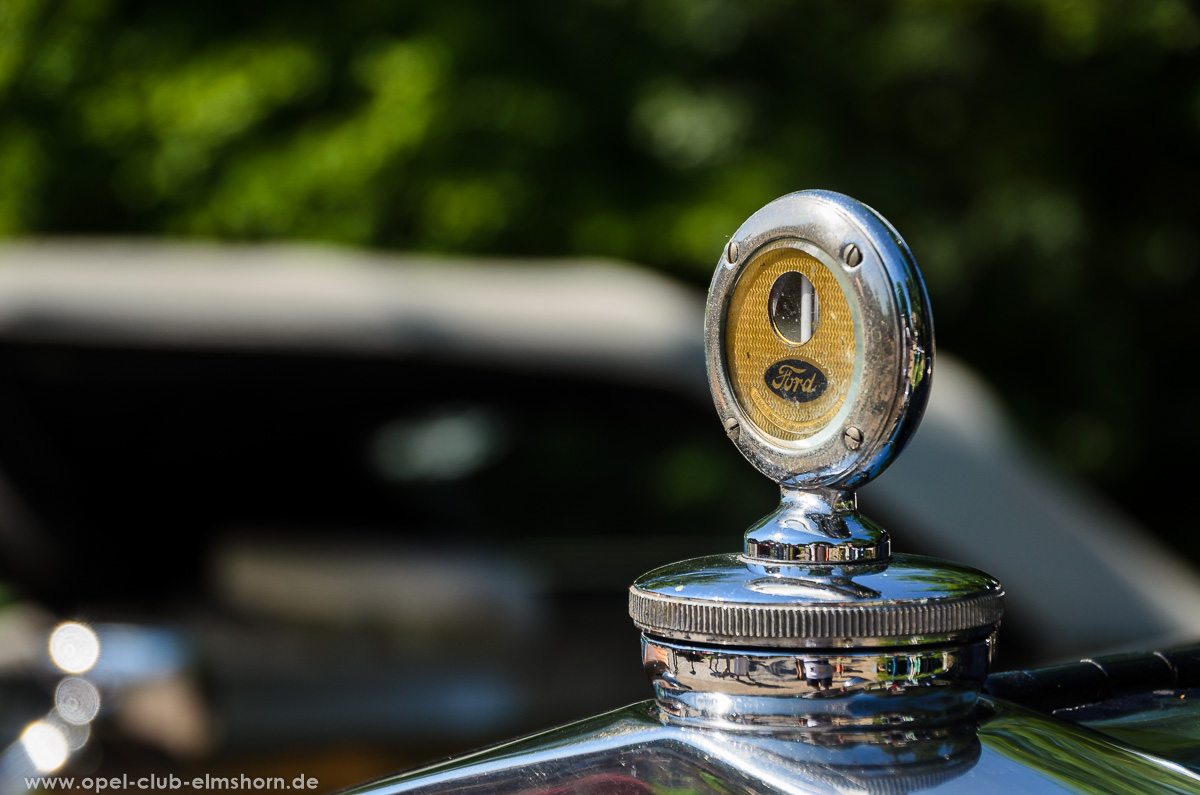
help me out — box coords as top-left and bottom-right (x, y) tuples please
(1, 0), (1199, 791)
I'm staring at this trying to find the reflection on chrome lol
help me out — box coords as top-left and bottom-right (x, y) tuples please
(19, 721), (69, 774)
(348, 703), (989, 794)
(641, 635), (990, 729)
(55, 677), (101, 725)
(48, 622), (100, 674)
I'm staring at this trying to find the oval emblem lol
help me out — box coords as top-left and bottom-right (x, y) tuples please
(764, 359), (827, 403)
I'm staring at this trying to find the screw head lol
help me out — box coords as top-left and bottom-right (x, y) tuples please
(726, 240), (739, 264)
(842, 243), (863, 269)
(724, 417), (740, 440)
(844, 426), (863, 450)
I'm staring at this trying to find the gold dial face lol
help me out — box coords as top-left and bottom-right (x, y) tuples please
(724, 242), (856, 442)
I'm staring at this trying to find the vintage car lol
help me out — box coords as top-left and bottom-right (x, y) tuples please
(335, 191), (1200, 794)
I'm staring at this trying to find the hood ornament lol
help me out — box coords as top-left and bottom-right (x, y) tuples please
(347, 192), (1199, 794)
(630, 191), (1004, 728)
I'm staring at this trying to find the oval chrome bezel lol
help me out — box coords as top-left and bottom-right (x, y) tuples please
(706, 190), (933, 489)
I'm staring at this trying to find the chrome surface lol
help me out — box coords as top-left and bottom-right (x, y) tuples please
(706, 190), (933, 491)
(642, 634), (991, 728)
(627, 191), (1002, 729)
(1074, 689), (1200, 773)
(355, 698), (1200, 794)
(629, 552), (1003, 649)
(351, 192), (1031, 794)
(742, 486), (889, 563)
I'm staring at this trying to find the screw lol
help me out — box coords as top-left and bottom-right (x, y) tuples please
(842, 243), (863, 269)
(724, 417), (740, 440)
(844, 426), (863, 450)
(726, 240), (739, 264)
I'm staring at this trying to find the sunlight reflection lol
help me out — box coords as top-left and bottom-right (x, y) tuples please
(48, 622), (100, 674)
(20, 721), (69, 773)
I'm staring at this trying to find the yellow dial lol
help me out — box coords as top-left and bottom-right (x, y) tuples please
(724, 241), (856, 442)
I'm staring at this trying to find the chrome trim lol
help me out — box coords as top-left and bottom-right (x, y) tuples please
(629, 552), (1004, 648)
(353, 697), (1200, 794)
(706, 190), (933, 490)
(741, 486), (890, 562)
(642, 634), (992, 729)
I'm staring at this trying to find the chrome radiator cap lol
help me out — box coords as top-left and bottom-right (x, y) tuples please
(630, 191), (1003, 728)
(629, 552), (1003, 649)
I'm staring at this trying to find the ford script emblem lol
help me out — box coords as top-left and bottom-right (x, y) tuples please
(764, 359), (827, 403)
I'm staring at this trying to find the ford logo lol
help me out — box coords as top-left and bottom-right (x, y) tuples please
(764, 359), (827, 403)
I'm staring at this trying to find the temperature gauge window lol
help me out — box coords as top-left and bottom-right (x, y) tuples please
(723, 241), (856, 443)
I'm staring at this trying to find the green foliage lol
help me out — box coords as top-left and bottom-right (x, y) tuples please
(1, 0), (1198, 545)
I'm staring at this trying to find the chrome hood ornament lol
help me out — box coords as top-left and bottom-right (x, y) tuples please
(347, 194), (1200, 795)
(629, 190), (1003, 728)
